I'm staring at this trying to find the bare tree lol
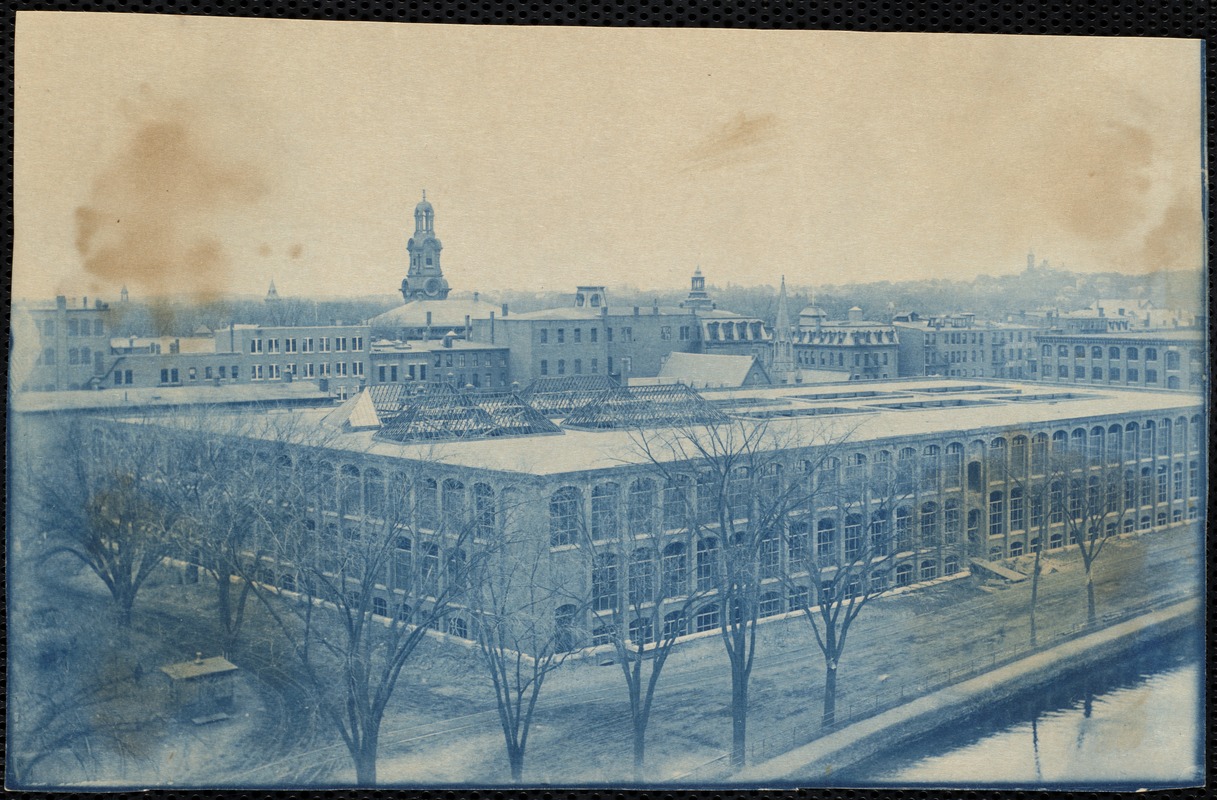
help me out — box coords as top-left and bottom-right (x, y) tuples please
(1051, 455), (1131, 626)
(783, 445), (918, 727)
(32, 412), (180, 626)
(469, 520), (583, 783)
(576, 473), (707, 781)
(631, 415), (846, 769)
(198, 415), (487, 786)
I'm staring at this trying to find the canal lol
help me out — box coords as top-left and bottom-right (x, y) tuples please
(837, 629), (1203, 788)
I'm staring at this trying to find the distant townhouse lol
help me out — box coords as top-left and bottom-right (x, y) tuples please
(893, 312), (1044, 380)
(793, 306), (899, 381)
(12, 295), (112, 392)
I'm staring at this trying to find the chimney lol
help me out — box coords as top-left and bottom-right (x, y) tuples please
(633, 306), (640, 316)
(424, 311), (432, 341)
(473, 291), (479, 302)
(601, 305), (608, 318)
(652, 299), (659, 315)
(501, 303), (509, 317)
(56, 295), (67, 310)
(464, 315), (471, 336)
(83, 296), (88, 308)
(489, 312), (496, 344)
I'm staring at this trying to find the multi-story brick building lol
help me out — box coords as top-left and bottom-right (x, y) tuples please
(105, 378), (1203, 651)
(1036, 330), (1205, 391)
(12, 295), (112, 391)
(893, 312), (1043, 380)
(793, 306), (899, 380)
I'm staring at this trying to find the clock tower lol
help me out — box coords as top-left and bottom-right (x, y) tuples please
(401, 191), (451, 302)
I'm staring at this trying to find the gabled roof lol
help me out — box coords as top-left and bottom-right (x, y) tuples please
(375, 385), (562, 443)
(561, 383), (728, 430)
(658, 352), (767, 388)
(518, 374), (621, 416)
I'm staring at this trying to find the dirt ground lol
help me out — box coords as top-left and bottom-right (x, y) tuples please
(12, 522), (1201, 787)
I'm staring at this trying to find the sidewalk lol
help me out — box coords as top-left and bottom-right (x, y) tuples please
(732, 596), (1201, 783)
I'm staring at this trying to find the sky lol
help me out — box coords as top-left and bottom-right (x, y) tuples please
(14, 14), (1206, 301)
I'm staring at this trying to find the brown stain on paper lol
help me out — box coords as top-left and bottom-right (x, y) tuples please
(73, 93), (268, 299)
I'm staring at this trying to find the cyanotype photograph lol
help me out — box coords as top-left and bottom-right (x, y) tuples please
(8, 14), (1206, 789)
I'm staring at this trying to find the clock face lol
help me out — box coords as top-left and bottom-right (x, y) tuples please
(425, 277), (441, 296)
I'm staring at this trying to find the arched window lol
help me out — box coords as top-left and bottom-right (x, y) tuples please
(897, 448), (916, 493)
(419, 478), (439, 528)
(695, 472), (716, 524)
(1074, 345), (1086, 358)
(845, 453), (867, 486)
(663, 475), (690, 530)
(1049, 532), (1064, 549)
(1009, 486), (1025, 531)
(989, 491), (1005, 536)
(787, 519), (810, 568)
(873, 450), (893, 488)
(555, 604), (578, 651)
(663, 610), (688, 639)
(319, 461), (337, 511)
(364, 468), (384, 517)
(628, 548), (656, 606)
(1189, 415), (1201, 451)
(759, 529), (780, 579)
(1173, 463), (1184, 501)
(1009, 541), (1025, 557)
(895, 506), (913, 551)
(816, 457), (840, 495)
(1057, 345), (1068, 357)
(944, 556), (960, 576)
(1042, 344), (1052, 357)
(592, 554), (619, 611)
(1009, 437), (1027, 477)
(447, 548), (467, 595)
(695, 538), (718, 591)
(919, 502), (938, 547)
(1051, 430), (1068, 457)
(473, 483), (495, 538)
(1089, 426), (1105, 461)
(815, 518), (836, 562)
(921, 445), (940, 490)
(944, 443), (964, 488)
(1107, 425), (1123, 464)
(842, 511), (861, 555)
(1091, 346), (1103, 359)
(1173, 417), (1187, 454)
(944, 499), (961, 543)
(1157, 419), (1172, 457)
(628, 478), (657, 536)
(1109, 346), (1120, 359)
(591, 482), (621, 540)
(628, 617), (654, 645)
(661, 542), (688, 596)
(373, 596), (388, 617)
(1124, 422), (1139, 461)
(393, 536), (412, 591)
(695, 603), (720, 633)
(441, 479), (466, 528)
(864, 512), (883, 557)
(549, 486), (581, 547)
(920, 560), (938, 581)
(758, 592), (782, 618)
(1070, 428), (1086, 457)
(1156, 464), (1168, 505)
(1127, 347), (1138, 360)
(420, 543), (440, 595)
(1140, 421), (1155, 460)
(727, 467), (750, 519)
(895, 563), (913, 587)
(339, 465), (361, 516)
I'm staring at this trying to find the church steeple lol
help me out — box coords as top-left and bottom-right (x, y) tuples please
(401, 190), (450, 302)
(265, 278), (281, 303)
(772, 275), (795, 384)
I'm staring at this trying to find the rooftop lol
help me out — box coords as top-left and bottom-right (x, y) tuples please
(12, 382), (333, 414)
(119, 378), (1202, 478)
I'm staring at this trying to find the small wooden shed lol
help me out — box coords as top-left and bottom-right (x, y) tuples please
(160, 652), (239, 723)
